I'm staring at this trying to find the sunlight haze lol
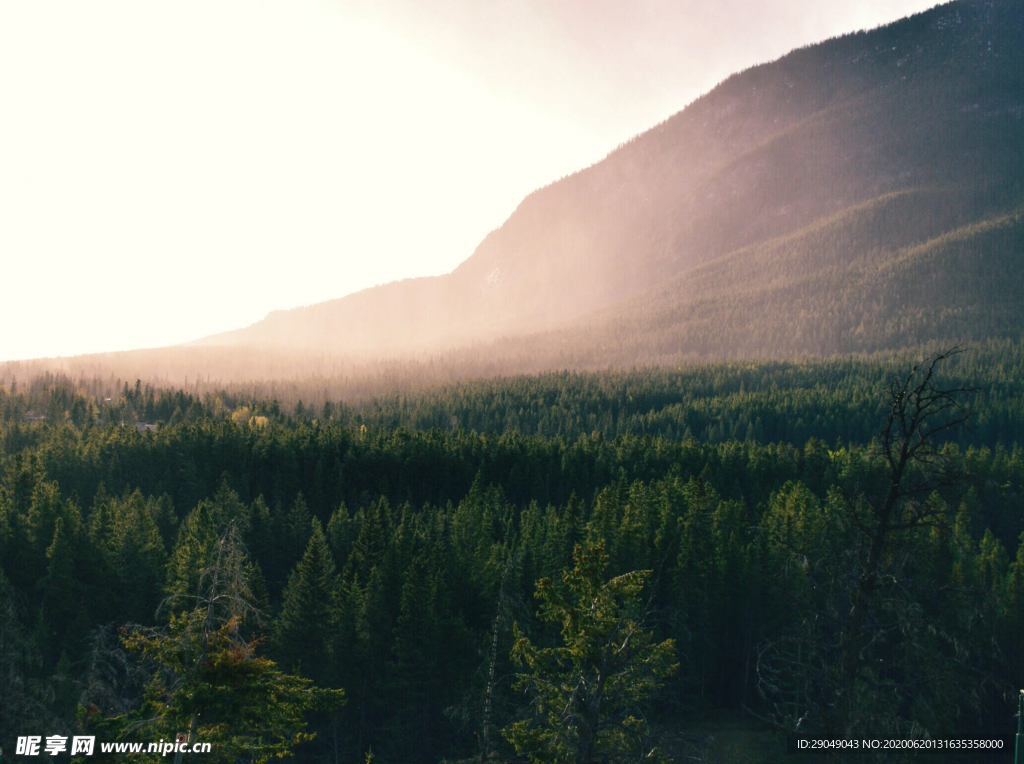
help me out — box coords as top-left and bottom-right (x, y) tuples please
(0, 0), (938, 361)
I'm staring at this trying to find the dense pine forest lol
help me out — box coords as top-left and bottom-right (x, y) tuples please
(3, 1), (1022, 761)
(2, 347), (1022, 762)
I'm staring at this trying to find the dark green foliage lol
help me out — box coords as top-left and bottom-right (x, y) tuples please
(89, 522), (344, 764)
(88, 489), (167, 625)
(0, 567), (66, 743)
(275, 519), (342, 677)
(0, 350), (1021, 761)
(119, 608), (344, 764)
(0, 1), (1021, 757)
(756, 352), (1003, 742)
(165, 501), (220, 600)
(505, 540), (677, 764)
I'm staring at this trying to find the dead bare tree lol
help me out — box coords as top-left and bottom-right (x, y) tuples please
(759, 348), (987, 745)
(79, 520), (264, 752)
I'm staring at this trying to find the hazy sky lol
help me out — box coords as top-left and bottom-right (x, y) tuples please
(0, 0), (939, 361)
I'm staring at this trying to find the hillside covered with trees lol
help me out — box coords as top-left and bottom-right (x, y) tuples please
(4, 0), (1021, 389)
(174, 0), (1023, 373)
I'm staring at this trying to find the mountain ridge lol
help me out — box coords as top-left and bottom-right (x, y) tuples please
(194, 0), (1020, 368)
(25, 0), (1024, 380)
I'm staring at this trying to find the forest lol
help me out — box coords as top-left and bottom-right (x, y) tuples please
(1, 347), (1022, 762)
(3, 1), (1022, 761)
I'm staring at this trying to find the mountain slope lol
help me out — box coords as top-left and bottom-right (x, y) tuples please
(529, 199), (1024, 366)
(202, 0), (1023, 364)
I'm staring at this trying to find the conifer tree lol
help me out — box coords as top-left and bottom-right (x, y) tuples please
(113, 523), (345, 763)
(385, 553), (444, 759)
(37, 517), (83, 664)
(275, 519), (342, 677)
(674, 476), (720, 700)
(90, 490), (167, 624)
(504, 540), (676, 764)
(165, 502), (218, 600)
(1001, 533), (1024, 688)
(326, 502), (357, 569)
(0, 568), (61, 744)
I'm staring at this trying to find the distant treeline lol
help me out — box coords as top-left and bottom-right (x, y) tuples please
(4, 341), (1023, 448)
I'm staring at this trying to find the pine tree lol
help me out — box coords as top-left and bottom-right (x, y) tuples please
(165, 502), (218, 600)
(114, 524), (344, 763)
(275, 519), (342, 678)
(0, 568), (60, 744)
(384, 553), (444, 760)
(37, 517), (83, 664)
(326, 502), (357, 569)
(674, 476), (720, 701)
(504, 540), (677, 764)
(90, 490), (167, 624)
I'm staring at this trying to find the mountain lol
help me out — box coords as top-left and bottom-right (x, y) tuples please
(61, 0), (1023, 379)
